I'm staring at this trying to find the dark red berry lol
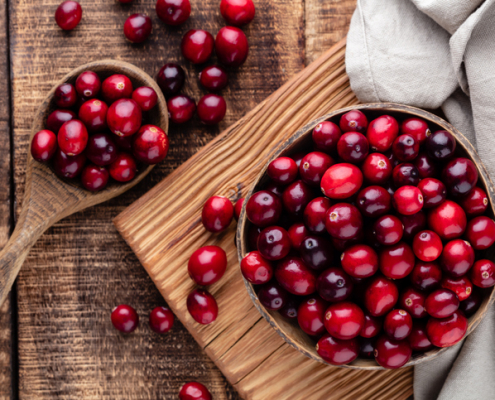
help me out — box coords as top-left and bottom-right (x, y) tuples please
(341, 244), (378, 278)
(78, 99), (108, 133)
(414, 152), (438, 178)
(400, 117), (430, 144)
(187, 289), (218, 325)
(107, 98), (142, 137)
(366, 115), (399, 152)
(426, 130), (456, 160)
(55, 1), (82, 31)
(359, 337), (376, 358)
(58, 120), (88, 156)
(384, 309), (412, 340)
(465, 216), (495, 250)
(392, 134), (419, 162)
(220, 0), (255, 26)
(417, 178), (446, 208)
(440, 239), (474, 277)
(202, 196), (234, 233)
(101, 74), (133, 103)
(303, 197), (331, 234)
(258, 282), (288, 310)
(31, 130), (57, 162)
(297, 297), (326, 336)
(426, 310), (467, 347)
(356, 186), (391, 218)
(199, 65), (228, 91)
(428, 200), (467, 240)
(156, 0), (191, 26)
(316, 334), (359, 366)
(300, 151), (334, 186)
(179, 382), (211, 400)
(374, 335), (412, 369)
(393, 185), (423, 215)
(287, 222), (308, 250)
(257, 226), (291, 261)
(124, 13), (152, 43)
(246, 190), (282, 227)
(325, 203), (363, 240)
(373, 215), (403, 245)
(240, 251), (273, 284)
(157, 63), (185, 96)
(149, 306), (174, 334)
(85, 133), (117, 166)
(268, 157), (298, 185)
(441, 275), (473, 301)
(132, 86), (158, 111)
(399, 287), (427, 318)
(133, 124), (169, 165)
(471, 259), (495, 288)
(197, 94), (227, 124)
(53, 149), (86, 179)
(408, 320), (433, 351)
(75, 71), (100, 98)
(46, 109), (76, 133)
(424, 288), (459, 318)
(317, 267), (353, 302)
(312, 121), (341, 152)
(339, 110), (368, 133)
(412, 230), (442, 262)
(282, 180), (314, 215)
(459, 288), (482, 317)
(109, 153), (137, 182)
(399, 211), (426, 240)
(234, 198), (244, 221)
(324, 301), (364, 340)
(360, 312), (382, 338)
(215, 26), (249, 67)
(182, 30), (214, 64)
(81, 164), (109, 191)
(337, 132), (369, 163)
(379, 242), (415, 279)
(279, 296), (299, 320)
(167, 95), (196, 123)
(321, 163), (363, 199)
(442, 157), (478, 197)
(111, 304), (139, 333)
(459, 186), (489, 217)
(410, 261), (442, 291)
(392, 163), (420, 187)
(54, 83), (77, 108)
(364, 276), (398, 317)
(361, 153), (393, 184)
(275, 257), (316, 295)
(188, 245), (227, 285)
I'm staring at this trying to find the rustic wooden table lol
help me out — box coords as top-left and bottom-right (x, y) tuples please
(0, 0), (355, 398)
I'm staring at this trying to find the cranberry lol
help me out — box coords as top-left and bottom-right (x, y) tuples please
(111, 304), (139, 333)
(360, 312), (382, 338)
(202, 196), (234, 233)
(109, 153), (137, 182)
(373, 215), (403, 245)
(392, 163), (420, 187)
(440, 239), (474, 277)
(425, 288), (459, 318)
(241, 251), (273, 284)
(267, 157), (297, 185)
(300, 152), (333, 186)
(428, 200), (467, 240)
(324, 301), (364, 340)
(167, 95), (196, 123)
(361, 153), (393, 184)
(393, 185), (423, 215)
(287, 222), (308, 250)
(399, 287), (427, 318)
(197, 94), (227, 124)
(258, 226), (290, 261)
(187, 289), (218, 325)
(413, 230), (442, 262)
(220, 0), (255, 26)
(465, 216), (495, 250)
(312, 121), (341, 152)
(31, 130), (57, 162)
(459, 288), (482, 317)
(426, 310), (467, 347)
(57, 120), (88, 156)
(366, 115), (399, 152)
(339, 110), (368, 133)
(53, 150), (86, 179)
(341, 244), (378, 278)
(325, 203), (363, 240)
(316, 334), (359, 365)
(471, 259), (495, 288)
(393, 134), (419, 162)
(279, 296), (299, 320)
(317, 267), (353, 302)
(188, 245), (227, 285)
(364, 276), (398, 317)
(85, 133), (117, 166)
(234, 197), (244, 221)
(400, 117), (431, 144)
(374, 335), (412, 369)
(215, 26), (249, 67)
(75, 71), (100, 98)
(247, 225), (261, 250)
(275, 257), (316, 295)
(359, 337), (376, 358)
(282, 180), (314, 215)
(442, 157), (478, 197)
(149, 306), (174, 334)
(156, 0), (191, 26)
(54, 83), (77, 108)
(303, 197), (331, 234)
(78, 99), (108, 133)
(297, 297), (326, 336)
(81, 164), (109, 191)
(300, 235), (333, 271)
(114, 135), (133, 152)
(331, 234), (362, 252)
(246, 190), (282, 227)
(123, 12), (152, 42)
(258, 282), (288, 310)
(132, 87), (158, 111)
(356, 186), (391, 217)
(157, 63), (185, 96)
(413, 153), (437, 179)
(265, 182), (284, 198)
(399, 211), (426, 240)
(426, 130), (456, 160)
(46, 109), (76, 133)
(182, 30), (214, 64)
(337, 132), (369, 163)
(417, 178), (446, 209)
(107, 98), (142, 137)
(379, 242), (415, 279)
(179, 382), (211, 400)
(133, 124), (169, 165)
(441, 276), (473, 301)
(55, 1), (82, 30)
(102, 74), (133, 103)
(321, 163), (363, 199)
(407, 321), (433, 351)
(411, 261), (442, 291)
(199, 65), (228, 91)
(460, 187), (489, 217)
(384, 309), (412, 341)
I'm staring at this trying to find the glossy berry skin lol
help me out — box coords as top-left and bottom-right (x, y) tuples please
(300, 152), (333, 186)
(167, 95), (196, 123)
(360, 312), (382, 338)
(364, 276), (399, 317)
(101, 74), (133, 103)
(109, 153), (137, 182)
(428, 200), (467, 240)
(54, 83), (77, 108)
(460, 187), (489, 217)
(81, 165), (109, 191)
(392, 163), (420, 187)
(201, 196), (234, 233)
(303, 197), (331, 234)
(442, 157), (478, 197)
(279, 296), (299, 320)
(31, 130), (57, 162)
(75, 71), (100, 98)
(325, 203), (363, 240)
(199, 65), (228, 91)
(258, 282), (288, 310)
(55, 1), (82, 31)
(246, 190), (282, 227)
(408, 321), (433, 351)
(85, 133), (118, 166)
(460, 289), (482, 317)
(182, 30), (214, 64)
(317, 334), (359, 366)
(465, 216), (495, 250)
(384, 310), (412, 340)
(399, 287), (427, 318)
(400, 117), (430, 144)
(149, 306), (174, 334)
(359, 337), (376, 358)
(58, 120), (88, 156)
(412, 230), (442, 262)
(441, 276), (473, 301)
(471, 259), (495, 288)
(356, 186), (391, 218)
(414, 152), (438, 178)
(234, 198), (244, 221)
(282, 180), (314, 215)
(440, 239), (474, 277)
(179, 382), (211, 400)
(156, 0), (191, 26)
(426, 311), (467, 347)
(418, 178), (446, 209)
(374, 336), (412, 369)
(107, 98), (142, 137)
(111, 304), (139, 333)
(324, 301), (364, 340)
(337, 132), (369, 163)
(317, 267), (353, 302)
(392, 134), (419, 162)
(46, 109), (76, 133)
(287, 222), (308, 250)
(297, 297), (326, 336)
(373, 215), (403, 245)
(157, 63), (185, 96)
(132, 87), (158, 111)
(188, 246), (227, 286)
(399, 211), (426, 241)
(258, 226), (291, 261)
(425, 288), (459, 318)
(379, 242), (415, 279)
(241, 251), (273, 284)
(312, 121), (341, 152)
(300, 236), (333, 271)
(187, 289), (218, 325)
(215, 26), (249, 67)
(275, 257), (316, 296)
(366, 115), (399, 152)
(133, 124), (169, 164)
(197, 94), (227, 124)
(268, 157), (298, 185)
(426, 130), (456, 160)
(53, 150), (86, 179)
(393, 185), (423, 216)
(321, 163), (363, 199)
(341, 244), (378, 278)
(339, 110), (368, 133)
(78, 99), (108, 133)
(220, 0), (255, 26)
(361, 153), (393, 184)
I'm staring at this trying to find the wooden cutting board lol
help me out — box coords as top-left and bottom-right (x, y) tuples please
(114, 39), (414, 400)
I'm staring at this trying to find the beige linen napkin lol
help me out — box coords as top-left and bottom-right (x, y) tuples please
(346, 1), (495, 399)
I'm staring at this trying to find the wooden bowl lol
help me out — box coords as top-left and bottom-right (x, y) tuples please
(236, 103), (495, 370)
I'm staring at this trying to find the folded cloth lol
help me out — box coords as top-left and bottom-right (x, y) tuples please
(346, 1), (495, 399)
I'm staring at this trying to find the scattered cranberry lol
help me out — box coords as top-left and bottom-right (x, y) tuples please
(364, 276), (398, 317)
(111, 304), (139, 333)
(182, 30), (214, 64)
(133, 124), (169, 164)
(179, 381), (211, 400)
(258, 226), (290, 261)
(132, 87), (158, 111)
(384, 309), (412, 340)
(241, 251), (273, 284)
(201, 196), (234, 233)
(399, 211), (426, 240)
(400, 118), (430, 144)
(267, 157), (297, 185)
(341, 244), (378, 278)
(426, 310), (467, 347)
(321, 163), (363, 199)
(442, 157), (478, 197)
(440, 239), (474, 277)
(360, 312), (382, 338)
(258, 282), (288, 310)
(392, 163), (420, 187)
(58, 120), (88, 156)
(157, 63), (185, 96)
(197, 94), (227, 124)
(188, 245), (227, 285)
(149, 306), (174, 334)
(407, 321), (433, 351)
(361, 153), (393, 184)
(412, 230), (442, 262)
(324, 301), (364, 340)
(426, 130), (456, 160)
(215, 26), (249, 67)
(366, 115), (399, 152)
(317, 334), (359, 365)
(374, 335), (412, 369)
(31, 130), (57, 162)
(297, 297), (326, 336)
(471, 259), (495, 288)
(393, 185), (423, 215)
(109, 153), (137, 182)
(356, 185), (391, 217)
(187, 289), (218, 325)
(246, 190), (282, 227)
(75, 71), (100, 98)
(392, 134), (419, 162)
(373, 215), (403, 245)
(465, 216), (495, 250)
(220, 0), (255, 26)
(287, 223), (307, 250)
(102, 74), (133, 103)
(55, 1), (82, 31)
(78, 99), (108, 133)
(53, 149), (86, 179)
(54, 83), (77, 108)
(379, 242), (415, 279)
(441, 275), (473, 301)
(414, 152), (438, 178)
(167, 95), (196, 123)
(417, 178), (446, 208)
(325, 203), (363, 240)
(340, 110), (368, 133)
(312, 121), (341, 152)
(81, 164), (109, 191)
(460, 186), (489, 217)
(428, 200), (467, 240)
(46, 109), (76, 133)
(234, 197), (244, 221)
(199, 65), (229, 91)
(459, 288), (482, 317)
(337, 132), (369, 163)
(300, 236), (333, 271)
(156, 0), (191, 26)
(282, 180), (314, 215)
(399, 287), (427, 318)
(86, 133), (117, 166)
(317, 267), (353, 302)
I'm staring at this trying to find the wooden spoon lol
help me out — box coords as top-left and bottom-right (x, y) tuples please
(0, 60), (168, 307)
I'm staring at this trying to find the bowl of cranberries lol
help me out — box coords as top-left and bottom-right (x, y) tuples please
(29, 59), (168, 193)
(237, 103), (495, 370)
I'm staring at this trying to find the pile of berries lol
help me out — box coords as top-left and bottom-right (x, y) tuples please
(31, 71), (167, 191)
(239, 109), (495, 369)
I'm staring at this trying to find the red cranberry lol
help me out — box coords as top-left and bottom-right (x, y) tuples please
(265, 182), (284, 198)
(55, 1), (82, 30)
(109, 153), (137, 182)
(460, 186), (489, 217)
(133, 125), (169, 165)
(75, 71), (100, 98)
(374, 335), (412, 369)
(417, 178), (446, 209)
(179, 382), (211, 400)
(410, 261), (442, 291)
(339, 110), (368, 133)
(167, 95), (196, 123)
(107, 98), (142, 137)
(414, 152), (438, 178)
(279, 296), (299, 320)
(471, 259), (495, 288)
(440, 239), (474, 277)
(393, 185), (423, 215)
(360, 312), (382, 338)
(341, 244), (378, 278)
(201, 196), (234, 232)
(258, 282), (288, 310)
(297, 297), (326, 336)
(188, 245), (227, 285)
(197, 94), (226, 124)
(282, 180), (314, 215)
(124, 13), (152, 43)
(324, 301), (364, 340)
(54, 83), (77, 108)
(215, 26), (249, 67)
(465, 216), (495, 250)
(392, 134), (419, 162)
(408, 321), (433, 351)
(267, 157), (297, 185)
(85, 133), (117, 166)
(325, 203), (363, 240)
(392, 163), (420, 187)
(258, 226), (290, 261)
(182, 30), (214, 64)
(379, 242), (415, 279)
(312, 121), (341, 152)
(399, 287), (427, 318)
(149, 306), (174, 334)
(58, 120), (88, 156)
(321, 163), (363, 199)
(300, 235), (333, 271)
(442, 157), (478, 197)
(156, 0), (191, 26)
(426, 310), (467, 347)
(78, 99), (108, 133)
(317, 267), (353, 302)
(428, 200), (467, 240)
(303, 197), (331, 234)
(53, 150), (86, 179)
(356, 186), (391, 218)
(46, 109), (76, 132)
(399, 211), (426, 240)
(337, 132), (369, 163)
(373, 214), (403, 245)
(199, 65), (228, 91)
(364, 276), (399, 317)
(81, 164), (109, 191)
(316, 334), (359, 365)
(441, 276), (473, 301)
(400, 117), (431, 144)
(426, 130), (456, 160)
(359, 337), (376, 358)
(132, 87), (158, 111)
(331, 234), (362, 252)
(111, 304), (139, 333)
(101, 74), (133, 103)
(241, 250), (273, 284)
(459, 288), (482, 317)
(287, 222), (308, 250)
(247, 225), (261, 250)
(220, 0), (255, 26)
(413, 230), (442, 262)
(384, 309), (412, 340)
(31, 130), (57, 162)
(366, 115), (399, 152)
(246, 190), (282, 227)
(234, 197), (244, 221)
(187, 289), (218, 325)
(425, 288), (459, 318)
(300, 152), (333, 186)
(157, 63), (185, 96)
(275, 257), (316, 295)
(362, 153), (393, 184)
